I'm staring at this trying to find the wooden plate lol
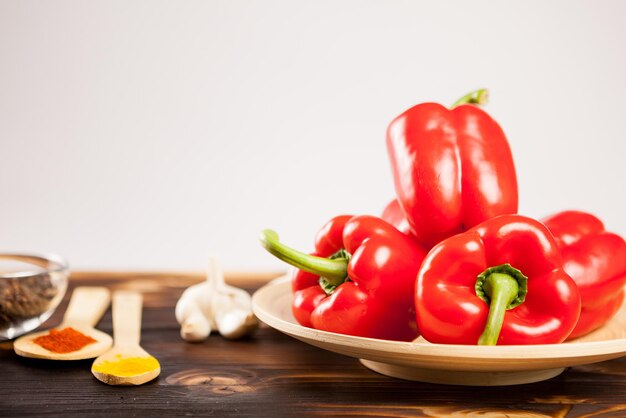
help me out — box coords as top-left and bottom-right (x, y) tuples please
(252, 276), (626, 386)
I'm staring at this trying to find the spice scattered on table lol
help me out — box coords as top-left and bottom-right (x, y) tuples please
(92, 355), (160, 377)
(33, 327), (97, 353)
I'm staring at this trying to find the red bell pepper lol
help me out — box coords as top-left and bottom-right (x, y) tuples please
(416, 214), (581, 345)
(260, 215), (427, 341)
(386, 89), (518, 248)
(543, 210), (626, 339)
(381, 199), (412, 235)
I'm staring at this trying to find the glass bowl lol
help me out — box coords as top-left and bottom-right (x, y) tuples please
(0, 253), (69, 340)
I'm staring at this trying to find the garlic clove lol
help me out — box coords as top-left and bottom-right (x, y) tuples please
(215, 308), (259, 339)
(180, 312), (212, 342)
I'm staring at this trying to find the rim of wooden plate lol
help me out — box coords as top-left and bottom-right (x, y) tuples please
(252, 275), (626, 378)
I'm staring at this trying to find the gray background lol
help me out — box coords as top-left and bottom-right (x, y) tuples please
(1, 0), (624, 271)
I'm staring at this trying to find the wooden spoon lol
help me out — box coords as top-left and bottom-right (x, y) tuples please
(91, 291), (160, 386)
(14, 286), (112, 360)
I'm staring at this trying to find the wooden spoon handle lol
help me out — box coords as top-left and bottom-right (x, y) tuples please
(112, 291), (143, 348)
(62, 286), (111, 327)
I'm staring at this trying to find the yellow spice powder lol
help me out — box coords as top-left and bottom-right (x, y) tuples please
(92, 355), (160, 377)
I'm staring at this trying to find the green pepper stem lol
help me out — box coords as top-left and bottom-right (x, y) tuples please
(451, 89), (489, 108)
(475, 264), (528, 346)
(259, 229), (348, 286)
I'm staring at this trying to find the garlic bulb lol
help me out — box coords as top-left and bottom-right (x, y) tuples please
(175, 256), (258, 342)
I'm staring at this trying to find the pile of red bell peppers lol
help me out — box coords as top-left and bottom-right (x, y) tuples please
(260, 89), (626, 346)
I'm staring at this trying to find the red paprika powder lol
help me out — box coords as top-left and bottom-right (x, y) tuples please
(33, 327), (97, 353)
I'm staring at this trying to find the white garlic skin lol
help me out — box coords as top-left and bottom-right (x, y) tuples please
(175, 257), (258, 342)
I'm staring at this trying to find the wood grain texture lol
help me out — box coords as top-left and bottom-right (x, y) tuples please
(1, 271), (626, 417)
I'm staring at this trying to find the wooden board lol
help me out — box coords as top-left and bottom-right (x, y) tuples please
(1, 271), (626, 416)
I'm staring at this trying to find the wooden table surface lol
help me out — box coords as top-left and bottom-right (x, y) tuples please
(2, 272), (626, 417)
